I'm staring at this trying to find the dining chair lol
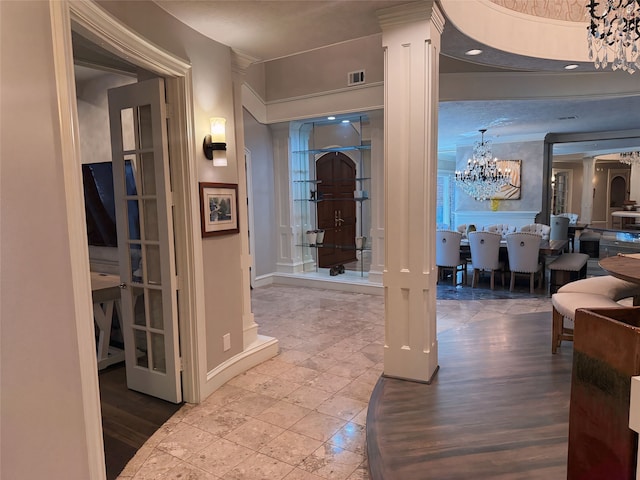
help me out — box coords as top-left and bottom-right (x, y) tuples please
(436, 230), (467, 286)
(558, 212), (579, 224)
(519, 223), (550, 240)
(486, 224), (516, 239)
(506, 232), (543, 293)
(468, 231), (505, 289)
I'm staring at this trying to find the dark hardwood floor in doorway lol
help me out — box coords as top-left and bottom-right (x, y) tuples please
(99, 363), (182, 480)
(367, 310), (573, 480)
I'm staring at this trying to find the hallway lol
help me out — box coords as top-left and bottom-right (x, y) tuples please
(117, 283), (553, 479)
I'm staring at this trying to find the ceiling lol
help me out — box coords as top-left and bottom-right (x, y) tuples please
(124, 2), (640, 160)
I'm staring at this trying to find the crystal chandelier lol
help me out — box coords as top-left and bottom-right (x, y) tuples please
(619, 151), (640, 165)
(587, 0), (640, 74)
(455, 129), (510, 201)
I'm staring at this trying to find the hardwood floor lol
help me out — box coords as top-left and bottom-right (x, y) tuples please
(99, 364), (182, 480)
(366, 310), (573, 479)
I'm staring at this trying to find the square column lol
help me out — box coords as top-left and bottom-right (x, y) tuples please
(378, 1), (444, 383)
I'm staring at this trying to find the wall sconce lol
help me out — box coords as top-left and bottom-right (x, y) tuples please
(203, 117), (227, 166)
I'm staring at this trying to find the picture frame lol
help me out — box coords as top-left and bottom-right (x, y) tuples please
(492, 159), (522, 200)
(199, 182), (239, 237)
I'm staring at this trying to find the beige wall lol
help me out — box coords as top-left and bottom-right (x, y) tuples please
(263, 35), (383, 102)
(1, 2), (96, 478)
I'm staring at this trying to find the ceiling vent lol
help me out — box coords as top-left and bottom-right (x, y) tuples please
(348, 70), (365, 86)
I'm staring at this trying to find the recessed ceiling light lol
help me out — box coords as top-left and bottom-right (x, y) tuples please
(564, 64), (579, 70)
(465, 49), (483, 56)
(327, 116), (336, 120)
(341, 120), (350, 124)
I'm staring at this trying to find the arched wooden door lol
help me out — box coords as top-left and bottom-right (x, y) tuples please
(316, 152), (357, 268)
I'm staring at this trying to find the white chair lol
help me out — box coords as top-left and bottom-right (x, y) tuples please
(519, 223), (551, 241)
(486, 224), (516, 239)
(468, 231), (505, 289)
(436, 230), (467, 286)
(558, 212), (579, 225)
(506, 232), (543, 294)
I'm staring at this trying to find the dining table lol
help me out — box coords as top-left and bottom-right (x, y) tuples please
(599, 253), (640, 285)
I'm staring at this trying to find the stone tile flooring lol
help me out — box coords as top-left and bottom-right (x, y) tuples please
(117, 283), (552, 480)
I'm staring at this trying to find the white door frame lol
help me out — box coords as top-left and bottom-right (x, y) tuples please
(51, 1), (204, 477)
(245, 148), (257, 287)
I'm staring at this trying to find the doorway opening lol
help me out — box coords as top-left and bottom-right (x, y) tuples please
(73, 28), (185, 480)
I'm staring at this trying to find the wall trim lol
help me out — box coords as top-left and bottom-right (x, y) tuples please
(203, 335), (279, 398)
(453, 210), (539, 229)
(50, 2), (106, 477)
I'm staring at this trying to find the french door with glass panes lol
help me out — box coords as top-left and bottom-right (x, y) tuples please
(108, 78), (181, 403)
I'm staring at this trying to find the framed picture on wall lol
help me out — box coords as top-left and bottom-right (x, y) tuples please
(199, 182), (239, 237)
(493, 159), (522, 200)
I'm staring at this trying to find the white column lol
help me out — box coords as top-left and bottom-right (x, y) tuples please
(271, 123), (307, 273)
(368, 110), (385, 284)
(378, 1), (444, 383)
(231, 51), (259, 347)
(581, 156), (595, 225)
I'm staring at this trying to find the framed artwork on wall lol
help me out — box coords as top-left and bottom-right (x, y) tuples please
(199, 182), (239, 237)
(493, 159), (522, 200)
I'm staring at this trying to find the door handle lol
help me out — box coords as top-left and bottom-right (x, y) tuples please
(335, 210), (344, 226)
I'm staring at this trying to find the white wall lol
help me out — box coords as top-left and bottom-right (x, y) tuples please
(243, 109), (277, 278)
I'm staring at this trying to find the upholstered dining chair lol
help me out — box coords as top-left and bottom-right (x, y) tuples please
(506, 232), (543, 293)
(558, 212), (579, 224)
(519, 223), (551, 241)
(436, 230), (467, 286)
(468, 231), (505, 289)
(486, 224), (516, 239)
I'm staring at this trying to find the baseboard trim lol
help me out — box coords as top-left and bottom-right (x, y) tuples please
(271, 272), (383, 295)
(202, 335), (278, 400)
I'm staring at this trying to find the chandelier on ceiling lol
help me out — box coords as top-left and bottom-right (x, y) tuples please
(587, 0), (640, 74)
(454, 129), (511, 202)
(619, 151), (640, 165)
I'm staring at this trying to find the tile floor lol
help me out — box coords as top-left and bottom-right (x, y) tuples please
(117, 282), (552, 480)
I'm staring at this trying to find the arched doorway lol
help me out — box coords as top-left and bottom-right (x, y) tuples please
(316, 152), (357, 268)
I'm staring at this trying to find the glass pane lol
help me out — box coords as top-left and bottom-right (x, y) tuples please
(148, 289), (164, 330)
(132, 287), (146, 326)
(146, 244), (162, 285)
(134, 329), (149, 368)
(121, 108), (136, 151)
(127, 200), (141, 240)
(138, 105), (153, 150)
(130, 244), (143, 283)
(150, 332), (166, 373)
(143, 199), (159, 241)
(124, 156), (138, 196)
(140, 153), (156, 195)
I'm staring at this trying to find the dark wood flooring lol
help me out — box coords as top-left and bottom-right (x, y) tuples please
(366, 310), (573, 479)
(99, 363), (182, 479)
